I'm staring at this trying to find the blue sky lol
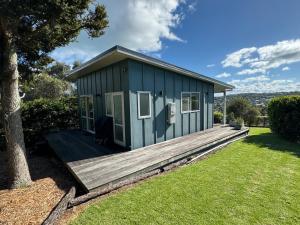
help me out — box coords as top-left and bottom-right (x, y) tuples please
(52, 0), (300, 93)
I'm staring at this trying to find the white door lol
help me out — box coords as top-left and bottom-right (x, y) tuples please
(112, 92), (126, 146)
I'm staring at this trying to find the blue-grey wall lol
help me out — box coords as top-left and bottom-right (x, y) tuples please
(128, 59), (214, 150)
(76, 60), (131, 148)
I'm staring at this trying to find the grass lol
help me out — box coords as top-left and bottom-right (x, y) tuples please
(71, 128), (300, 225)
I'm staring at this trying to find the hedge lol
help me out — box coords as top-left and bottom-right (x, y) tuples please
(0, 97), (79, 149)
(268, 95), (300, 142)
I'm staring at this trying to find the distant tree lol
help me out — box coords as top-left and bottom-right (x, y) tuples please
(245, 107), (260, 127)
(23, 73), (71, 100)
(227, 97), (252, 119)
(227, 97), (261, 126)
(72, 60), (82, 69)
(46, 61), (71, 79)
(0, 0), (108, 188)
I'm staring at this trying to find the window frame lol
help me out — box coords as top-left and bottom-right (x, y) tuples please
(105, 92), (113, 117)
(181, 92), (201, 113)
(137, 91), (152, 119)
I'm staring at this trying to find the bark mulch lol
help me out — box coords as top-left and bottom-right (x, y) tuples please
(0, 151), (75, 225)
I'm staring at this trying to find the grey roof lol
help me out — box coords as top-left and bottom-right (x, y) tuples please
(67, 45), (234, 93)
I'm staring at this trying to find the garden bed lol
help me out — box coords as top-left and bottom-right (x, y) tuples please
(0, 151), (75, 225)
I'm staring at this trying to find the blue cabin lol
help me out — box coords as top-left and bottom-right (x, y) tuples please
(68, 46), (233, 150)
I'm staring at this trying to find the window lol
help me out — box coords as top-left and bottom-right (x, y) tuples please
(181, 92), (200, 113)
(138, 91), (151, 119)
(105, 93), (113, 116)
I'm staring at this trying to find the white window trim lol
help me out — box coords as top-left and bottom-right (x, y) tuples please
(105, 92), (113, 117)
(137, 91), (152, 119)
(80, 95), (95, 134)
(181, 92), (201, 114)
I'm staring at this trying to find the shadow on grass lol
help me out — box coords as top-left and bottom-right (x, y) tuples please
(243, 131), (300, 158)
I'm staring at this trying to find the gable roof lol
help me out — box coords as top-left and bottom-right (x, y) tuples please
(67, 45), (234, 93)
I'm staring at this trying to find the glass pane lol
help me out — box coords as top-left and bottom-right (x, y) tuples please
(191, 93), (200, 111)
(80, 97), (87, 117)
(182, 93), (190, 112)
(115, 125), (124, 142)
(113, 95), (123, 124)
(105, 93), (112, 116)
(88, 119), (95, 131)
(88, 97), (94, 118)
(81, 118), (87, 130)
(139, 93), (150, 117)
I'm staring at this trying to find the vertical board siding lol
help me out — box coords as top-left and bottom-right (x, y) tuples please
(128, 60), (143, 149)
(143, 64), (155, 146)
(128, 59), (214, 150)
(113, 64), (121, 91)
(203, 84), (208, 130)
(78, 58), (215, 150)
(182, 77), (190, 136)
(189, 79), (197, 133)
(154, 68), (165, 144)
(95, 71), (102, 119)
(196, 80), (202, 131)
(174, 74), (182, 138)
(77, 60), (130, 148)
(165, 71), (174, 140)
(100, 70), (107, 116)
(208, 84), (214, 128)
(106, 67), (113, 92)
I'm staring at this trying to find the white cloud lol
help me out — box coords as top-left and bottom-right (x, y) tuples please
(52, 0), (189, 64)
(229, 76), (300, 94)
(282, 66), (290, 71)
(222, 39), (300, 74)
(237, 68), (266, 75)
(216, 72), (231, 78)
(50, 48), (98, 65)
(221, 47), (257, 68)
(206, 64), (215, 68)
(187, 1), (197, 13)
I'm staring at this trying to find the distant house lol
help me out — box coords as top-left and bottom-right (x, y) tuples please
(67, 46), (233, 150)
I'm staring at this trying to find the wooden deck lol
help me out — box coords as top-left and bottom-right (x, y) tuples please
(46, 126), (249, 192)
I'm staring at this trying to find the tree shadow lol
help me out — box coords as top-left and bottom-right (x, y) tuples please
(242, 131), (300, 158)
(0, 147), (78, 192)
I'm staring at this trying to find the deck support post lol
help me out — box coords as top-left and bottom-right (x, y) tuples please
(223, 90), (227, 125)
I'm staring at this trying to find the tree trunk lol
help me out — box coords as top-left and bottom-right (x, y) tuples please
(0, 22), (32, 188)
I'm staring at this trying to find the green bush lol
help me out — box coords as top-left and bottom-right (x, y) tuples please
(268, 95), (300, 142)
(21, 97), (79, 147)
(214, 111), (223, 123)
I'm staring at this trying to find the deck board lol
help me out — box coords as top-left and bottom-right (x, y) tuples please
(46, 126), (249, 191)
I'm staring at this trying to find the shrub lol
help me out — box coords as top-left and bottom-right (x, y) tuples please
(234, 117), (244, 130)
(227, 97), (261, 126)
(268, 95), (300, 142)
(214, 111), (223, 123)
(227, 97), (251, 119)
(21, 97), (79, 147)
(22, 73), (73, 100)
(244, 107), (261, 127)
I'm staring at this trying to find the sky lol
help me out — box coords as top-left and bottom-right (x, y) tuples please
(51, 0), (300, 94)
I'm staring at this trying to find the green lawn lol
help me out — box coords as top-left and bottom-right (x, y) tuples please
(71, 128), (300, 225)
